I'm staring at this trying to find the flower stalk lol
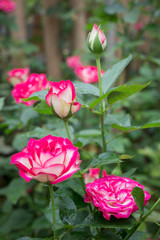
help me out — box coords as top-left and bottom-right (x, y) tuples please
(63, 119), (72, 141)
(48, 184), (57, 240)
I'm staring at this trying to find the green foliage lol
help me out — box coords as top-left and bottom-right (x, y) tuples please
(131, 187), (145, 214)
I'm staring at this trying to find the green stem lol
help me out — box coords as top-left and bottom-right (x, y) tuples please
(48, 184), (57, 240)
(96, 57), (106, 178)
(124, 197), (160, 240)
(153, 227), (160, 240)
(64, 119), (71, 141)
(96, 58), (106, 154)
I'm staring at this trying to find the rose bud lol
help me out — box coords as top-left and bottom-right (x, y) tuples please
(7, 68), (30, 86)
(85, 175), (151, 220)
(83, 167), (107, 184)
(45, 80), (81, 119)
(10, 135), (81, 184)
(87, 24), (107, 55)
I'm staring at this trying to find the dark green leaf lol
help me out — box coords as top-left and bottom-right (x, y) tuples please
(80, 212), (135, 229)
(107, 82), (150, 105)
(90, 152), (121, 168)
(33, 101), (52, 114)
(0, 178), (26, 204)
(102, 55), (132, 93)
(122, 168), (137, 178)
(131, 187), (145, 213)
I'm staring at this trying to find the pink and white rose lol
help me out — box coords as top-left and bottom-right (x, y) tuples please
(66, 55), (83, 70)
(12, 73), (49, 106)
(10, 135), (81, 184)
(83, 168), (107, 184)
(45, 80), (81, 119)
(0, 0), (16, 13)
(88, 24), (107, 54)
(75, 65), (104, 83)
(85, 175), (151, 220)
(7, 68), (30, 86)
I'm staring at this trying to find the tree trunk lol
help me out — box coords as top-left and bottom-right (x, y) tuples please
(12, 0), (26, 41)
(70, 0), (86, 52)
(42, 0), (62, 80)
(11, 0), (26, 67)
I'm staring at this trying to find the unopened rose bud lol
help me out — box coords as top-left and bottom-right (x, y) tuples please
(87, 24), (107, 55)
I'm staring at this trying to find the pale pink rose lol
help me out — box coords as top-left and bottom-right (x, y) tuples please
(75, 65), (104, 83)
(7, 68), (30, 86)
(10, 135), (81, 184)
(134, 22), (143, 31)
(45, 80), (81, 119)
(85, 175), (151, 220)
(83, 168), (107, 184)
(0, 0), (16, 13)
(12, 73), (49, 106)
(88, 24), (107, 54)
(66, 55), (83, 70)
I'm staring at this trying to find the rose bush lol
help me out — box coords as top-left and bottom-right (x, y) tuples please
(7, 68), (30, 86)
(85, 175), (151, 220)
(83, 167), (107, 184)
(12, 73), (49, 106)
(66, 55), (82, 69)
(10, 135), (81, 184)
(75, 65), (104, 83)
(0, 0), (15, 13)
(45, 80), (81, 118)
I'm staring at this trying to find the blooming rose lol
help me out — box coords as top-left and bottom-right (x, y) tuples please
(85, 175), (151, 220)
(134, 22), (143, 31)
(0, 0), (16, 13)
(12, 73), (49, 106)
(7, 68), (30, 86)
(83, 168), (107, 184)
(10, 135), (81, 184)
(88, 24), (107, 54)
(66, 55), (82, 70)
(75, 65), (104, 83)
(45, 80), (81, 119)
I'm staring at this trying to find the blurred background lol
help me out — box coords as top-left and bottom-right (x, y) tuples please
(0, 0), (160, 239)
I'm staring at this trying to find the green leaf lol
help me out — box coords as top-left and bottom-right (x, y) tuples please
(122, 168), (137, 178)
(102, 55), (132, 93)
(107, 82), (150, 105)
(105, 3), (126, 14)
(131, 187), (145, 213)
(0, 209), (33, 233)
(33, 101), (52, 114)
(0, 178), (26, 204)
(74, 82), (99, 96)
(89, 152), (121, 168)
(80, 212), (135, 229)
(105, 114), (131, 127)
(58, 196), (77, 225)
(0, 97), (5, 110)
(106, 119), (160, 132)
(120, 154), (134, 160)
(100, 230), (122, 240)
(23, 90), (48, 102)
(124, 8), (140, 23)
(20, 108), (38, 124)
